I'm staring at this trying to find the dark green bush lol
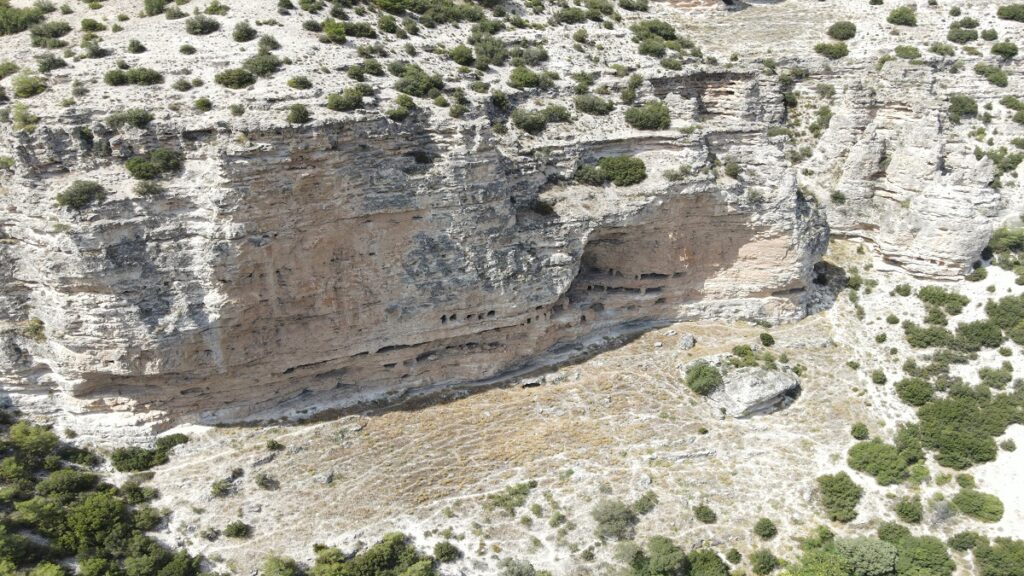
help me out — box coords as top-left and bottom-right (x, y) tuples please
(223, 520), (251, 538)
(326, 85), (370, 111)
(693, 503), (717, 524)
(215, 68), (255, 89)
(828, 21), (856, 40)
(975, 538), (1024, 576)
(104, 68), (163, 86)
(975, 63), (1009, 87)
(815, 42), (848, 60)
(287, 104), (310, 124)
(851, 422), (869, 440)
(903, 322), (954, 349)
(233, 21), (257, 42)
(107, 109), (154, 129)
(847, 439), (908, 485)
(243, 52), (282, 77)
(895, 496), (923, 523)
(997, 4), (1024, 22)
(948, 27), (979, 44)
(949, 94), (978, 123)
(888, 6), (917, 26)
(0, 2), (45, 36)
(754, 518), (777, 540)
(591, 499), (638, 540)
(56, 181), (106, 210)
(750, 549), (778, 575)
(992, 41), (1018, 58)
(918, 397), (1012, 469)
(948, 531), (982, 551)
(575, 93), (614, 116)
(625, 100), (670, 130)
(185, 14), (219, 35)
(394, 63), (443, 97)
(125, 148), (184, 180)
(953, 489), (1004, 522)
(895, 377), (932, 406)
(685, 362), (722, 396)
(434, 541), (461, 563)
(817, 472), (862, 522)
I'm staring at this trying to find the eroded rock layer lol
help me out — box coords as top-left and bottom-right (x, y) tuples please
(0, 67), (827, 438)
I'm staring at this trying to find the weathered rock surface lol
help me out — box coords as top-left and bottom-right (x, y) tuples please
(709, 366), (801, 418)
(1, 0), (1019, 438)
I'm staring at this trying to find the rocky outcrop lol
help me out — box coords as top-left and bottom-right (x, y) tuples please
(0, 65), (828, 439)
(798, 59), (1012, 278)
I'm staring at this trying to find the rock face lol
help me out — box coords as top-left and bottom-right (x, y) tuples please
(799, 62), (1006, 278)
(1, 0), (1017, 438)
(0, 69), (827, 438)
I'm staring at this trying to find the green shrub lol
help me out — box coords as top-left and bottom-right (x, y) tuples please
(828, 21), (856, 40)
(851, 422), (869, 440)
(948, 27), (979, 44)
(997, 4), (1024, 22)
(894, 45), (921, 59)
(975, 538), (1024, 576)
(624, 100), (670, 130)
(56, 180), (106, 210)
(685, 362), (722, 396)
(394, 63), (443, 97)
(575, 93), (614, 116)
(693, 503), (717, 524)
(233, 21), (257, 42)
(834, 538), (897, 576)
(754, 518), (777, 540)
(107, 109), (154, 129)
(223, 520), (251, 538)
(895, 496), (923, 523)
(326, 86), (369, 111)
(953, 489), (1004, 522)
(815, 42), (849, 60)
(261, 556), (301, 576)
(0, 2), (45, 36)
(949, 94), (978, 123)
(12, 73), (47, 98)
(948, 531), (982, 551)
(918, 397), (1006, 469)
(759, 332), (775, 347)
(992, 41), (1018, 58)
(847, 439), (908, 485)
(144, 0), (168, 16)
(954, 320), (1004, 351)
(185, 14), (219, 35)
(125, 148), (184, 180)
(486, 480), (536, 514)
(215, 68), (255, 89)
(975, 62), (1009, 87)
(750, 549), (778, 575)
(591, 499), (638, 540)
(817, 472), (862, 522)
(888, 6), (917, 26)
(104, 68), (163, 86)
(286, 104), (310, 124)
(894, 378), (932, 406)
(507, 66), (540, 89)
(434, 541), (461, 563)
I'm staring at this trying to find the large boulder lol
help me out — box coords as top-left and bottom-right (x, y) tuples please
(708, 367), (801, 418)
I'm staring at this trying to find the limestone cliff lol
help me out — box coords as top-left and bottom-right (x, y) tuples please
(1, 0), (1018, 438)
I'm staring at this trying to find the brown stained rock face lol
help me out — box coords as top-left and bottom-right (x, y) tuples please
(0, 71), (826, 439)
